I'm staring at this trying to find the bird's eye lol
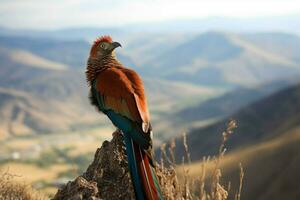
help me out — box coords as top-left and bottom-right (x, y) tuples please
(100, 43), (106, 49)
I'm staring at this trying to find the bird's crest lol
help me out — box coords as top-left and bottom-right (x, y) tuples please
(94, 35), (113, 45)
(90, 35), (113, 57)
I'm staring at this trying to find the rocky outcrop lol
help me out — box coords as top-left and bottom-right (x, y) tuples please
(52, 129), (234, 200)
(53, 131), (135, 200)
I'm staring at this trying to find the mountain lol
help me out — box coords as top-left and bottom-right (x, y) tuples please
(176, 77), (300, 123)
(244, 32), (300, 63)
(172, 80), (300, 200)
(142, 32), (300, 87)
(0, 36), (216, 137)
(0, 35), (138, 70)
(0, 27), (123, 41)
(1, 31), (300, 139)
(2, 31), (300, 89)
(186, 124), (300, 200)
(0, 46), (103, 137)
(0, 35), (90, 69)
(168, 82), (300, 161)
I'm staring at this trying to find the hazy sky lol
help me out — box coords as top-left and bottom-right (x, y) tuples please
(0, 0), (299, 30)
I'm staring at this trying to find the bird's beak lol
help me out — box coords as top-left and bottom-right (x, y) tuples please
(111, 41), (122, 51)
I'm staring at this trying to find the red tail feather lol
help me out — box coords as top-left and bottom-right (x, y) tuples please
(133, 142), (160, 200)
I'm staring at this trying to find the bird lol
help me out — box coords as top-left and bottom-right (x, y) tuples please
(86, 35), (164, 200)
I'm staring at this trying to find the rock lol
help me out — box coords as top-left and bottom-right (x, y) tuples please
(52, 177), (99, 200)
(53, 130), (135, 200)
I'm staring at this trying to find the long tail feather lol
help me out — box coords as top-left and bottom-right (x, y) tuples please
(124, 132), (164, 200)
(124, 132), (145, 200)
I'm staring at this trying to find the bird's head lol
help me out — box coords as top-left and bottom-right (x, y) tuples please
(89, 35), (122, 59)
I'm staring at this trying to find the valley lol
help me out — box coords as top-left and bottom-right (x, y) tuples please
(1, 28), (300, 198)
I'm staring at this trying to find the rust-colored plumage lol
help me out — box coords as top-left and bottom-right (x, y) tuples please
(90, 35), (113, 58)
(86, 53), (150, 131)
(86, 36), (163, 200)
(96, 67), (150, 123)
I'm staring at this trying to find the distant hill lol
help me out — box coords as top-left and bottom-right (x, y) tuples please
(0, 36), (215, 137)
(174, 80), (300, 200)
(0, 35), (137, 70)
(2, 31), (300, 89)
(0, 26), (123, 41)
(143, 32), (300, 87)
(1, 31), (300, 139)
(0, 36), (90, 69)
(168, 82), (300, 161)
(176, 77), (300, 123)
(0, 88), (99, 136)
(186, 125), (300, 200)
(0, 46), (102, 137)
(244, 32), (300, 63)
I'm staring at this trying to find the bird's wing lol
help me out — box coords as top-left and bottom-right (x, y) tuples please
(122, 68), (150, 124)
(95, 67), (150, 131)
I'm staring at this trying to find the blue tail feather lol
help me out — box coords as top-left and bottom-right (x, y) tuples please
(123, 132), (146, 200)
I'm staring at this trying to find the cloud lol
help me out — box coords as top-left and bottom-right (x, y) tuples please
(0, 0), (299, 29)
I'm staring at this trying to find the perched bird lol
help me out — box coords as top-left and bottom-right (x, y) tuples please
(86, 35), (164, 200)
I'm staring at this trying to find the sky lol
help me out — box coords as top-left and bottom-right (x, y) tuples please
(0, 0), (299, 30)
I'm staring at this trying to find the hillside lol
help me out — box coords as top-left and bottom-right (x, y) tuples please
(0, 47), (102, 137)
(4, 31), (299, 90)
(141, 32), (300, 88)
(186, 125), (300, 200)
(0, 35), (138, 70)
(244, 32), (300, 62)
(176, 77), (299, 123)
(1, 27), (300, 199)
(1, 31), (300, 139)
(0, 37), (216, 137)
(169, 82), (300, 161)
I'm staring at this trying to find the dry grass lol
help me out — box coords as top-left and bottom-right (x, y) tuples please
(0, 171), (47, 200)
(156, 119), (243, 200)
(0, 120), (243, 199)
(0, 163), (72, 183)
